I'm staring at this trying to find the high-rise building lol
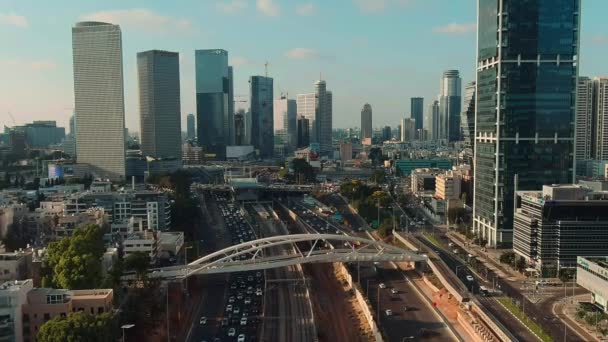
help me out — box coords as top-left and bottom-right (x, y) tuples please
(274, 96), (297, 148)
(72, 21), (126, 180)
(382, 126), (392, 141)
(426, 100), (440, 141)
(400, 118), (415, 142)
(12, 121), (66, 147)
(195, 49), (234, 159)
(473, 0), (579, 246)
(297, 116), (310, 148)
(296, 93), (316, 143)
(461, 82), (476, 164)
(137, 50), (181, 160)
(69, 115), (76, 137)
(439, 70), (462, 142)
(575, 77), (593, 161)
(361, 103), (373, 141)
(249, 76), (274, 157)
(234, 110), (245, 146)
(592, 78), (608, 161)
(316, 80), (333, 154)
(411, 97), (424, 138)
(186, 113), (196, 141)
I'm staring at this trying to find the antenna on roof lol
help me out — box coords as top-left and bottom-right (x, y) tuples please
(264, 61), (269, 77)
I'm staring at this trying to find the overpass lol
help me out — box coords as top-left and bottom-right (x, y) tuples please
(125, 234), (427, 281)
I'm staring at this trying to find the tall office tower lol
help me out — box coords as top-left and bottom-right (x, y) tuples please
(234, 109), (245, 145)
(186, 113), (196, 141)
(274, 96), (297, 148)
(72, 22), (126, 180)
(575, 77), (593, 161)
(69, 115), (76, 137)
(400, 118), (415, 142)
(228, 66), (235, 145)
(316, 80), (333, 154)
(296, 93), (317, 143)
(593, 78), (608, 160)
(411, 97), (424, 139)
(297, 116), (310, 148)
(360, 103), (373, 142)
(426, 100), (440, 141)
(249, 76), (274, 157)
(473, 0), (579, 246)
(439, 70), (462, 142)
(461, 82), (476, 165)
(195, 49), (233, 159)
(137, 50), (182, 160)
(382, 126), (392, 141)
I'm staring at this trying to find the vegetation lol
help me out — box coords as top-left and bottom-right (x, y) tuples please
(37, 312), (118, 342)
(423, 232), (441, 247)
(496, 297), (553, 342)
(499, 251), (516, 265)
(290, 158), (316, 183)
(42, 224), (106, 290)
(124, 251), (151, 282)
(377, 218), (394, 239)
(370, 169), (386, 184)
(340, 180), (393, 226)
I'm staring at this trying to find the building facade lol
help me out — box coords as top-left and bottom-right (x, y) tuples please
(297, 116), (310, 148)
(577, 257), (608, 313)
(439, 70), (462, 142)
(72, 21), (126, 180)
(12, 121), (65, 148)
(593, 78), (608, 160)
(576, 77), (594, 161)
(249, 76), (274, 158)
(186, 113), (195, 141)
(473, 0), (579, 246)
(273, 96), (297, 149)
(315, 81), (333, 154)
(411, 97), (424, 138)
(296, 93), (316, 144)
(195, 49), (234, 159)
(426, 100), (440, 141)
(137, 50), (182, 161)
(361, 103), (373, 142)
(461, 82), (476, 164)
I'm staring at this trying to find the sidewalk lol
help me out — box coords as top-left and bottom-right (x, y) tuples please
(554, 294), (604, 342)
(447, 231), (524, 282)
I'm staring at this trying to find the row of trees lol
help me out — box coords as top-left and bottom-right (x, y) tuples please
(340, 180), (393, 227)
(37, 312), (118, 342)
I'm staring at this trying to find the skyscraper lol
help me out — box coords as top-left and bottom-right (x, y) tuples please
(137, 50), (181, 160)
(316, 80), (332, 154)
(186, 113), (196, 141)
(360, 103), (373, 142)
(195, 49), (233, 159)
(382, 126), (392, 141)
(400, 118), (415, 142)
(592, 78), (608, 160)
(460, 82), (476, 165)
(426, 100), (440, 141)
(69, 115), (76, 137)
(72, 21), (125, 180)
(473, 0), (579, 246)
(274, 96), (297, 148)
(297, 116), (310, 148)
(234, 109), (245, 146)
(411, 97), (424, 138)
(296, 93), (316, 143)
(249, 76), (274, 158)
(439, 70), (462, 142)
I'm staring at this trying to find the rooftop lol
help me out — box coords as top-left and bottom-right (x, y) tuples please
(580, 256), (608, 269)
(0, 280), (33, 292)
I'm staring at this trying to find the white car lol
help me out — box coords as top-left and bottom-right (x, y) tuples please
(256, 288), (263, 296)
(244, 297), (251, 305)
(379, 283), (387, 289)
(385, 309), (393, 316)
(240, 317), (248, 326)
(228, 328), (236, 337)
(233, 307), (240, 314)
(199, 316), (207, 325)
(226, 304), (233, 312)
(237, 334), (246, 342)
(466, 275), (474, 282)
(390, 288), (399, 294)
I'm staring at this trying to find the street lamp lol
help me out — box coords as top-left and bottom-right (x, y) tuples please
(121, 324), (135, 342)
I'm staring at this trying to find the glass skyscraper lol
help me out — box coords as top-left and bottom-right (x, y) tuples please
(195, 49), (234, 159)
(439, 70), (462, 143)
(250, 76), (274, 158)
(461, 82), (476, 165)
(137, 50), (182, 160)
(410, 97), (424, 138)
(186, 113), (196, 141)
(360, 103), (373, 141)
(473, 0), (579, 246)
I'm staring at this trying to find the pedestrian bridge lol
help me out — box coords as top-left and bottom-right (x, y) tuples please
(123, 234), (427, 281)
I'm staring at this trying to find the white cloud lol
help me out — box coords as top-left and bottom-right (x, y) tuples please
(296, 3), (316, 16)
(0, 12), (27, 28)
(433, 22), (477, 34)
(81, 9), (192, 33)
(285, 48), (320, 60)
(257, 0), (280, 17)
(353, 0), (413, 13)
(216, 0), (248, 14)
(229, 56), (250, 66)
(0, 59), (57, 71)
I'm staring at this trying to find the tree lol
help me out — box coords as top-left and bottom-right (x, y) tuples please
(499, 251), (515, 265)
(291, 158), (315, 182)
(37, 312), (117, 342)
(377, 218), (394, 239)
(124, 251), (151, 281)
(44, 224), (106, 289)
(516, 256), (526, 273)
(370, 170), (386, 184)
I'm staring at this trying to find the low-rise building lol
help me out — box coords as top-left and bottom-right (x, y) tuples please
(410, 168), (441, 196)
(514, 185), (608, 276)
(0, 279), (33, 342)
(435, 170), (462, 200)
(577, 256), (608, 313)
(123, 230), (158, 262)
(0, 250), (33, 282)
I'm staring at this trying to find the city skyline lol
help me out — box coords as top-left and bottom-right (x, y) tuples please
(2, 0), (607, 132)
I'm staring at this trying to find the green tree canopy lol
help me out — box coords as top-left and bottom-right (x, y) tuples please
(370, 169), (386, 184)
(37, 312), (117, 342)
(124, 251), (151, 281)
(44, 224), (106, 290)
(291, 158), (315, 182)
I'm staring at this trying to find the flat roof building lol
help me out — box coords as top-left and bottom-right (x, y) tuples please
(577, 257), (608, 313)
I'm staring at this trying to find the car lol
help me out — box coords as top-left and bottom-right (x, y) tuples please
(233, 307), (240, 314)
(466, 275), (474, 282)
(237, 293), (244, 300)
(390, 288), (399, 294)
(240, 317), (248, 325)
(244, 297), (251, 305)
(379, 283), (386, 289)
(228, 328), (236, 337)
(237, 334), (246, 342)
(228, 296), (235, 303)
(199, 316), (207, 325)
(385, 309), (393, 316)
(226, 304), (233, 312)
(256, 288), (263, 296)
(448, 242), (454, 247)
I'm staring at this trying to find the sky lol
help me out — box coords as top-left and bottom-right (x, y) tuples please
(1, 0), (607, 132)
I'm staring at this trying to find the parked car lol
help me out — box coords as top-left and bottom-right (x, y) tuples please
(379, 283), (386, 289)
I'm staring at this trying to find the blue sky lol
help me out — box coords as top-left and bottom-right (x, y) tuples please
(1, 0), (607, 131)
